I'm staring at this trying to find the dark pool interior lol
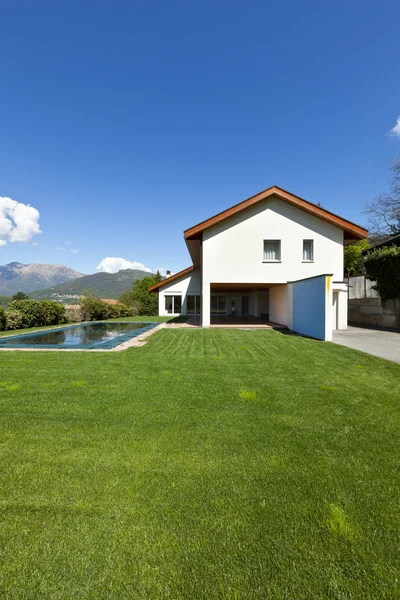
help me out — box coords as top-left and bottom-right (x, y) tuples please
(0, 322), (158, 349)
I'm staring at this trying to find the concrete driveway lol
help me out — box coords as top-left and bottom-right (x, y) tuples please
(333, 326), (400, 364)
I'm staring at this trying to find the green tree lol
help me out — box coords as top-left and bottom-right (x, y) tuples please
(344, 239), (370, 276)
(118, 288), (138, 314)
(79, 290), (109, 321)
(132, 271), (162, 316)
(12, 291), (29, 301)
(0, 296), (12, 309)
(0, 306), (6, 331)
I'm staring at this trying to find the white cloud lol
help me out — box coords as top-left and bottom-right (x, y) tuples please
(96, 257), (153, 274)
(389, 116), (400, 138)
(0, 197), (41, 246)
(70, 249), (79, 254)
(65, 241), (72, 245)
(56, 247), (65, 251)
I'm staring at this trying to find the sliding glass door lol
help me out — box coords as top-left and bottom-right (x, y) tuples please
(211, 295), (227, 315)
(241, 296), (250, 315)
(187, 295), (201, 315)
(165, 295), (182, 314)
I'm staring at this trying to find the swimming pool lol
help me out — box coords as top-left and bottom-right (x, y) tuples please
(0, 322), (159, 350)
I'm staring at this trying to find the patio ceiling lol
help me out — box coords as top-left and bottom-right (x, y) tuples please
(210, 283), (283, 293)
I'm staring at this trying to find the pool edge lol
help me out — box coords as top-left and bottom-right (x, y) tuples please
(0, 322), (165, 352)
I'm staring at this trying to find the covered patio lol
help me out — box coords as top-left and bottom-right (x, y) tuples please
(198, 282), (283, 328)
(181, 315), (285, 329)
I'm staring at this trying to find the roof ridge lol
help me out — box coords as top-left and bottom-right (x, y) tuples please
(184, 185), (368, 240)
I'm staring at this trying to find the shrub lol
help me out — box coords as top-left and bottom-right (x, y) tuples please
(79, 292), (134, 322)
(79, 294), (110, 321)
(10, 299), (45, 328)
(106, 305), (120, 319)
(9, 299), (68, 328)
(110, 303), (132, 318)
(40, 300), (68, 326)
(5, 309), (23, 330)
(364, 246), (400, 301)
(65, 305), (83, 323)
(0, 306), (6, 331)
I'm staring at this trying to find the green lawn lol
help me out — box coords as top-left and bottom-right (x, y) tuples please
(0, 328), (399, 599)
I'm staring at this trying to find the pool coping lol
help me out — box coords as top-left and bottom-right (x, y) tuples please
(0, 321), (165, 351)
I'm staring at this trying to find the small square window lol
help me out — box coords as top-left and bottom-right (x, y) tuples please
(303, 240), (314, 261)
(263, 240), (281, 261)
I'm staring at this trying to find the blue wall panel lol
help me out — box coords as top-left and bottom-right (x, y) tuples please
(292, 276), (327, 340)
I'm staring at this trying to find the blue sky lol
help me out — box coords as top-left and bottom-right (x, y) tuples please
(1, 0), (399, 275)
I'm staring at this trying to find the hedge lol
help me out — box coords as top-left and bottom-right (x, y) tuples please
(9, 299), (68, 328)
(364, 246), (400, 301)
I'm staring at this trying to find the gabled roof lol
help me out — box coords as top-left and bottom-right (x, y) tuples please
(148, 265), (195, 292)
(184, 185), (368, 241)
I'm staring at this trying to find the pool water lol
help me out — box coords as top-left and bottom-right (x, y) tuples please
(0, 322), (158, 350)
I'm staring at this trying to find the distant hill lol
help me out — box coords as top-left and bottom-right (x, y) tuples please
(0, 262), (83, 296)
(30, 269), (153, 302)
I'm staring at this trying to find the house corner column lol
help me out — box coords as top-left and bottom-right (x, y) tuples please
(337, 289), (348, 330)
(253, 292), (259, 317)
(158, 291), (163, 316)
(325, 276), (333, 341)
(202, 281), (210, 327)
(287, 284), (293, 330)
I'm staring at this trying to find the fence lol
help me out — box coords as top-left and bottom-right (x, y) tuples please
(346, 275), (379, 299)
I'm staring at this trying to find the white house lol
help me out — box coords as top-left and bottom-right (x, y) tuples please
(149, 186), (368, 340)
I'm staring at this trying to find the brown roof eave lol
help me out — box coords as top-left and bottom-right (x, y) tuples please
(148, 265), (195, 292)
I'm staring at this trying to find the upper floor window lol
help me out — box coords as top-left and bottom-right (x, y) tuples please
(263, 240), (281, 262)
(303, 239), (314, 261)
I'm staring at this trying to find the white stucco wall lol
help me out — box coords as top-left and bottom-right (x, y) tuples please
(157, 269), (201, 316)
(269, 285), (293, 328)
(201, 196), (344, 285)
(332, 283), (348, 330)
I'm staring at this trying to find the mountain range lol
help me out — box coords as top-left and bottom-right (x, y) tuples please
(29, 268), (153, 302)
(0, 262), (83, 296)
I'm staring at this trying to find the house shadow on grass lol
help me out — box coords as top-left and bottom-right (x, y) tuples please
(276, 328), (323, 341)
(167, 316), (190, 324)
